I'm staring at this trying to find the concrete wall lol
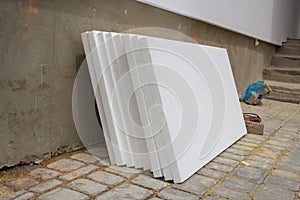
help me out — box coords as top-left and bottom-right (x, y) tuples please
(138, 0), (299, 45)
(297, 1), (300, 39)
(0, 0), (275, 168)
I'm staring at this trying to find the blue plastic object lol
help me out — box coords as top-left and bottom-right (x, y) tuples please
(243, 80), (264, 102)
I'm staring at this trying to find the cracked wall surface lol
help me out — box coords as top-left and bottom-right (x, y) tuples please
(0, 0), (275, 168)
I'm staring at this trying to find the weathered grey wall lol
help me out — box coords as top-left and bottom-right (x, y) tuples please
(0, 0), (275, 168)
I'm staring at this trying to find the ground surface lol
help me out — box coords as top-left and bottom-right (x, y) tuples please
(1, 99), (300, 200)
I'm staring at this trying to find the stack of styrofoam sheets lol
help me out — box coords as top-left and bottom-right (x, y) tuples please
(81, 31), (247, 183)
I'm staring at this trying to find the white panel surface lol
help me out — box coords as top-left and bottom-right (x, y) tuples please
(102, 32), (134, 167)
(129, 36), (166, 176)
(81, 32), (116, 164)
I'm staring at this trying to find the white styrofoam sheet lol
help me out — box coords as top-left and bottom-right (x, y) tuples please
(127, 35), (171, 178)
(144, 36), (246, 182)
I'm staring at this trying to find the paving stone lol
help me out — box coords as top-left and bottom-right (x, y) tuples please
(225, 148), (250, 156)
(262, 144), (285, 153)
(239, 138), (262, 144)
(96, 183), (153, 200)
(275, 133), (296, 139)
(254, 184), (295, 200)
(270, 136), (291, 143)
(253, 149), (279, 159)
(222, 176), (258, 192)
(202, 196), (227, 200)
(197, 168), (226, 179)
(30, 168), (60, 180)
(158, 187), (198, 200)
(281, 153), (300, 166)
(277, 128), (298, 134)
(88, 171), (124, 185)
(243, 134), (265, 141)
(71, 153), (99, 163)
(273, 133), (294, 140)
(0, 190), (27, 200)
(5, 178), (39, 190)
(247, 155), (275, 164)
(213, 157), (239, 166)
(265, 120), (282, 130)
(263, 129), (274, 136)
(67, 178), (107, 196)
(206, 162), (234, 172)
(105, 166), (141, 178)
(277, 163), (300, 174)
(131, 175), (168, 190)
(37, 188), (89, 200)
(173, 175), (216, 195)
(47, 159), (85, 172)
(231, 144), (254, 151)
(14, 192), (34, 200)
(29, 179), (62, 193)
(242, 159), (273, 170)
(264, 144), (285, 151)
(233, 166), (267, 184)
(290, 145), (300, 154)
(220, 152), (244, 161)
(213, 186), (248, 200)
(264, 175), (299, 191)
(260, 147), (282, 156)
(59, 165), (98, 181)
(236, 140), (258, 147)
(289, 142), (300, 151)
(272, 169), (300, 181)
(265, 140), (287, 148)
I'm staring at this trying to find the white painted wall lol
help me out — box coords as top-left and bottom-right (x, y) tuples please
(137, 0), (299, 45)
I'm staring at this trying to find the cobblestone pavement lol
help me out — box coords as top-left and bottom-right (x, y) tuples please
(1, 99), (300, 200)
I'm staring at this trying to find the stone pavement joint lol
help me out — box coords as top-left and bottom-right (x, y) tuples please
(59, 164), (98, 181)
(0, 190), (27, 200)
(13, 192), (34, 200)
